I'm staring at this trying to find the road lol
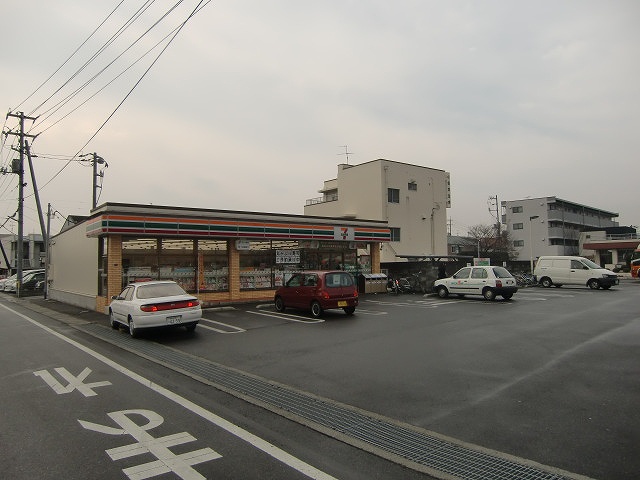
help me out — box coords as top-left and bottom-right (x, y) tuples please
(1, 280), (638, 479)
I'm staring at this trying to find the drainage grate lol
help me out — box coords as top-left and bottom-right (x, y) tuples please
(79, 323), (580, 480)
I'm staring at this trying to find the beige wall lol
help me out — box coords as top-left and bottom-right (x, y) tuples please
(305, 160), (450, 263)
(48, 223), (98, 310)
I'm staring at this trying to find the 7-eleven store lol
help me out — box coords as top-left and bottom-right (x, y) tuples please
(47, 203), (390, 313)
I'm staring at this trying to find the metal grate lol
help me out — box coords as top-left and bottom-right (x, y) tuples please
(79, 323), (577, 480)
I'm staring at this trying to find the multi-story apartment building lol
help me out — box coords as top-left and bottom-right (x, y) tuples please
(304, 159), (451, 264)
(0, 233), (46, 274)
(501, 196), (618, 264)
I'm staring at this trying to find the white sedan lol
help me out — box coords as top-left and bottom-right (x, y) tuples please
(109, 280), (201, 337)
(433, 265), (518, 300)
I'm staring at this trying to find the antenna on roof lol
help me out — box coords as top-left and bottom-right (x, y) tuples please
(338, 145), (353, 164)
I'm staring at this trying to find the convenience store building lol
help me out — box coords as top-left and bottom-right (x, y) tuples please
(47, 202), (390, 312)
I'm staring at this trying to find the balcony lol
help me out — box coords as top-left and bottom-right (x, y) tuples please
(305, 193), (338, 206)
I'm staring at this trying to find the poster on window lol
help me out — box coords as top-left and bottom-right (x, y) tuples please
(276, 250), (300, 264)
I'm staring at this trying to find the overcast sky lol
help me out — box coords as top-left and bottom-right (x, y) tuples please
(1, 1), (639, 237)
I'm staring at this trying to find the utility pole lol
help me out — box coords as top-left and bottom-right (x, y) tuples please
(81, 152), (108, 209)
(4, 111), (37, 297)
(25, 141), (47, 239)
(488, 195), (500, 235)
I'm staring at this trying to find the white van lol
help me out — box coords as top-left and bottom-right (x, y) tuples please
(534, 256), (619, 290)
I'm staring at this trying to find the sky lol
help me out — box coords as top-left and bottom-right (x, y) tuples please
(1, 1), (639, 238)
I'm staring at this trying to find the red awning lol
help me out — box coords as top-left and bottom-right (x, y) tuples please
(583, 241), (639, 250)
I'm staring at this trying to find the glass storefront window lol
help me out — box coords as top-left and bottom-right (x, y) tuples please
(120, 237), (372, 293)
(239, 241), (275, 290)
(273, 240), (302, 286)
(198, 240), (228, 292)
(159, 239), (196, 291)
(122, 238), (160, 287)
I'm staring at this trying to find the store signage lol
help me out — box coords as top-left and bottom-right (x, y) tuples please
(235, 239), (251, 251)
(275, 250), (300, 264)
(334, 226), (354, 241)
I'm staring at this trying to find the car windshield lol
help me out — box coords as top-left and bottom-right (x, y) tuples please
(492, 267), (514, 278)
(136, 283), (188, 299)
(581, 258), (602, 269)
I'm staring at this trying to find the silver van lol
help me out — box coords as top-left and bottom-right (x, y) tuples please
(534, 256), (619, 290)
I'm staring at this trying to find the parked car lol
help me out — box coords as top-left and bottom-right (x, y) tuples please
(108, 280), (201, 338)
(3, 269), (45, 293)
(274, 270), (358, 318)
(433, 265), (518, 300)
(0, 273), (17, 291)
(21, 271), (45, 292)
(534, 255), (619, 290)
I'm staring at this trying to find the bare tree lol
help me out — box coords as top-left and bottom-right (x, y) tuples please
(467, 224), (517, 262)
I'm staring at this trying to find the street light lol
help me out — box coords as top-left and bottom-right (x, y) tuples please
(529, 215), (539, 273)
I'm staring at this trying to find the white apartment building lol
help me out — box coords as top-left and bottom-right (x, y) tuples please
(501, 196), (618, 264)
(0, 233), (45, 274)
(304, 159), (451, 264)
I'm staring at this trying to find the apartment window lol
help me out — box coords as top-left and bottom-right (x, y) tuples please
(408, 181), (417, 191)
(513, 223), (524, 230)
(389, 227), (401, 242)
(388, 188), (400, 203)
(513, 240), (524, 247)
(512, 206), (523, 213)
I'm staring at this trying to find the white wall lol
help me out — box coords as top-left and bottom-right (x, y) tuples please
(305, 160), (450, 263)
(48, 223), (98, 310)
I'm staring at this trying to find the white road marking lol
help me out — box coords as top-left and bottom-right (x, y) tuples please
(80, 409), (221, 480)
(199, 319), (246, 334)
(1, 303), (338, 480)
(34, 367), (112, 397)
(248, 310), (324, 323)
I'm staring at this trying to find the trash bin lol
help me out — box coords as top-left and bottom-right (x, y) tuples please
(359, 273), (388, 293)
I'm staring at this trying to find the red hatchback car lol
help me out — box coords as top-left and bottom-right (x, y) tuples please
(274, 271), (358, 318)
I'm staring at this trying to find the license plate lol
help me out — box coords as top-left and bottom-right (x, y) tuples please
(166, 315), (182, 324)
(337, 301), (347, 307)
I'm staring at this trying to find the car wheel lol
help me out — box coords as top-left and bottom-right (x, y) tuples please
(588, 279), (600, 289)
(128, 318), (139, 338)
(437, 286), (449, 298)
(483, 288), (496, 300)
(310, 301), (323, 318)
(109, 310), (119, 330)
(274, 296), (285, 312)
(185, 322), (197, 332)
(540, 277), (553, 288)
(502, 293), (513, 300)
(343, 306), (356, 315)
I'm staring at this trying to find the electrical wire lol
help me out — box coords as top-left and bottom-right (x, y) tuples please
(2, 1), (211, 232)
(14, 1), (127, 112)
(28, 0), (159, 124)
(34, 12), (190, 136)
(37, 0), (211, 189)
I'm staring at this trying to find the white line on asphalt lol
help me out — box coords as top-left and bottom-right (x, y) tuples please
(199, 319), (246, 333)
(247, 310), (324, 323)
(0, 303), (338, 480)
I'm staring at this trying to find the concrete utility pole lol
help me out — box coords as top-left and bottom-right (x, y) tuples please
(81, 152), (108, 209)
(4, 111), (37, 297)
(488, 195), (500, 235)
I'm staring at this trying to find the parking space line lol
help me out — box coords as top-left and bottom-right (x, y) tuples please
(199, 319), (246, 334)
(248, 310), (324, 324)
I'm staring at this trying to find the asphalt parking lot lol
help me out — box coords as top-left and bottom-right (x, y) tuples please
(10, 278), (640, 480)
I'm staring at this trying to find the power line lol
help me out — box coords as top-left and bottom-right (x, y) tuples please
(15, 1), (127, 112)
